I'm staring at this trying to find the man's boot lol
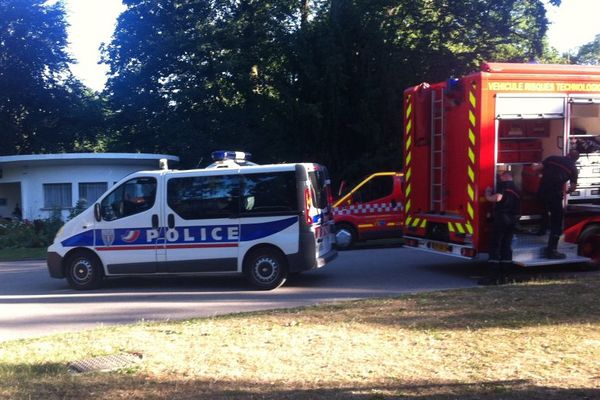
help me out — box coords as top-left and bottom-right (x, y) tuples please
(545, 234), (566, 259)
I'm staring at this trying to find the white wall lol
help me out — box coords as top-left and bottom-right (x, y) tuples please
(0, 163), (154, 220)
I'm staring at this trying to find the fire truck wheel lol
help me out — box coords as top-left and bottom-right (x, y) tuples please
(335, 223), (356, 249)
(65, 251), (103, 290)
(578, 225), (600, 266)
(245, 248), (288, 290)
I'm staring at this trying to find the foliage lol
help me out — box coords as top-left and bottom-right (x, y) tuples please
(0, 0), (105, 154)
(102, 0), (558, 181)
(0, 211), (63, 249)
(1, 0), (559, 181)
(573, 33), (600, 65)
(68, 199), (89, 221)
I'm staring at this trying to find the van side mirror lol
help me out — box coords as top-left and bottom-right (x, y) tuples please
(94, 203), (101, 222)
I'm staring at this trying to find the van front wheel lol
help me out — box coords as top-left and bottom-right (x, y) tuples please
(65, 251), (103, 290)
(245, 249), (288, 290)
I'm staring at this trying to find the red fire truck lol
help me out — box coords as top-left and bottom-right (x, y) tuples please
(333, 172), (404, 248)
(402, 62), (600, 266)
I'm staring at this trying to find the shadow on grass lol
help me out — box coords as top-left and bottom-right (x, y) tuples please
(352, 277), (600, 331)
(1, 370), (598, 400)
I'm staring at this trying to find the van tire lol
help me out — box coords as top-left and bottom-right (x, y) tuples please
(245, 248), (288, 290)
(65, 251), (103, 290)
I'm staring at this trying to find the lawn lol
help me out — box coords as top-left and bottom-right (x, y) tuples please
(0, 247), (46, 261)
(0, 276), (599, 399)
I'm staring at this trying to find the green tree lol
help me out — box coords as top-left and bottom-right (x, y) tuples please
(573, 34), (600, 65)
(103, 0), (303, 166)
(0, 0), (103, 155)
(103, 0), (559, 181)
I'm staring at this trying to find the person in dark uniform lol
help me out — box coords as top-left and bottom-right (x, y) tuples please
(480, 171), (521, 285)
(534, 149), (579, 259)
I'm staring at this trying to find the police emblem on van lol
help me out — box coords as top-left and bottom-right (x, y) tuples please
(121, 230), (141, 243)
(101, 229), (115, 246)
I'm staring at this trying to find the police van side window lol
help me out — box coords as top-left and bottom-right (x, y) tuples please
(168, 175), (240, 220)
(100, 177), (157, 221)
(352, 176), (393, 203)
(241, 172), (298, 214)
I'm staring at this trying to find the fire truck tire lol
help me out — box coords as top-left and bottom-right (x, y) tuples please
(244, 247), (288, 290)
(65, 250), (104, 290)
(335, 223), (356, 249)
(578, 224), (600, 266)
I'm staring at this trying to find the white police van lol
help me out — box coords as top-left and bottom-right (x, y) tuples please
(47, 151), (337, 290)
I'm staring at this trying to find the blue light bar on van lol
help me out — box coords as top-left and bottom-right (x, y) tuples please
(211, 150), (251, 162)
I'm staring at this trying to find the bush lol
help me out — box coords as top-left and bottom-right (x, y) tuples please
(0, 212), (64, 249)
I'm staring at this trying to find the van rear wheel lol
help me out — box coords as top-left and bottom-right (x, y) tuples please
(245, 249), (288, 290)
(65, 251), (103, 290)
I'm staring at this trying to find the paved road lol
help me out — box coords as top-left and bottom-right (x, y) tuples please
(0, 245), (594, 342)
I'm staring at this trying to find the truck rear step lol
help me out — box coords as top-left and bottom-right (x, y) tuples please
(512, 234), (590, 267)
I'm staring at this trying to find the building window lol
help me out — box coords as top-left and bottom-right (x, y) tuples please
(43, 183), (72, 209)
(78, 182), (108, 205)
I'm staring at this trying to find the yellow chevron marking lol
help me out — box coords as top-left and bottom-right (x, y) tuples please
(448, 222), (455, 233)
(469, 128), (475, 146)
(406, 152), (412, 166)
(413, 218), (420, 227)
(420, 219), (427, 228)
(406, 167), (412, 182)
(406, 103), (412, 118)
(406, 183), (412, 197)
(467, 184), (474, 201)
(469, 91), (476, 107)
(468, 147), (475, 164)
(405, 135), (412, 151)
(406, 216), (412, 225)
(466, 223), (473, 234)
(406, 199), (411, 213)
(456, 223), (465, 234)
(406, 119), (412, 134)
(468, 165), (475, 182)
(467, 203), (474, 219)
(469, 110), (476, 127)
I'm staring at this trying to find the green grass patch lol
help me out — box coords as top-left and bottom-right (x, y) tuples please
(1, 276), (599, 399)
(0, 247), (46, 261)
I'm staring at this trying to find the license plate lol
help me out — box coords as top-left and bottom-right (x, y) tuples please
(432, 242), (450, 252)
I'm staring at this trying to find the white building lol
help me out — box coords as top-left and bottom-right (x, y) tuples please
(0, 153), (179, 221)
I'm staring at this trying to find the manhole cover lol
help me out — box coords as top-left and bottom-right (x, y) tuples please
(68, 352), (143, 373)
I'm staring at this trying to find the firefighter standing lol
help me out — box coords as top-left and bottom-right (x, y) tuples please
(485, 171), (521, 264)
(479, 171), (520, 285)
(534, 149), (579, 259)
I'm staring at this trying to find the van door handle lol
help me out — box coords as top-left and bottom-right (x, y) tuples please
(151, 214), (159, 229)
(168, 213), (175, 229)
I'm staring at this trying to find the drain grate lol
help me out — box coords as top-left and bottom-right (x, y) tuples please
(68, 352), (143, 374)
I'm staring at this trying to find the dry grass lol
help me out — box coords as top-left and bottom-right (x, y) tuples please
(1, 276), (599, 399)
